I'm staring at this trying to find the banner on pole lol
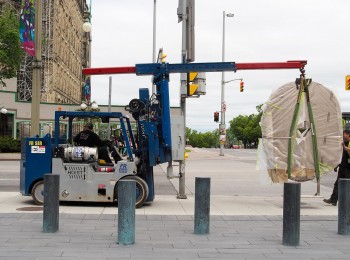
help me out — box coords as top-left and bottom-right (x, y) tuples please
(19, 0), (35, 56)
(85, 77), (91, 103)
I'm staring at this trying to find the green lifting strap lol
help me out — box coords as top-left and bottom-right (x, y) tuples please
(305, 79), (320, 179)
(287, 78), (304, 179)
(287, 78), (319, 179)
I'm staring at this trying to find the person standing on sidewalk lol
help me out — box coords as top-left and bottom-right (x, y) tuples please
(323, 129), (350, 206)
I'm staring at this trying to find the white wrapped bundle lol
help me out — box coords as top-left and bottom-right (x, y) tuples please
(258, 81), (342, 183)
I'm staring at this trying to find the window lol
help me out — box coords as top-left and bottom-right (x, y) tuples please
(0, 114), (14, 137)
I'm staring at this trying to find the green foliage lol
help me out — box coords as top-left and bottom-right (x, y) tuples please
(186, 104), (263, 148)
(227, 105), (262, 148)
(0, 4), (24, 87)
(0, 136), (21, 152)
(186, 127), (219, 148)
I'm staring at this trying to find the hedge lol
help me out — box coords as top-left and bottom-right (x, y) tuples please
(0, 136), (21, 153)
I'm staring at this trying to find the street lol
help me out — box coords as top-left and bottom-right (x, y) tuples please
(0, 161), (19, 192)
(204, 148), (336, 190)
(0, 148), (337, 196)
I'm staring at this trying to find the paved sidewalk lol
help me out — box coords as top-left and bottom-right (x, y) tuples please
(0, 152), (20, 161)
(0, 149), (348, 259)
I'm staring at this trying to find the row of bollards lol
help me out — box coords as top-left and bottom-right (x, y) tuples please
(282, 179), (350, 246)
(42, 174), (350, 246)
(41, 174), (138, 245)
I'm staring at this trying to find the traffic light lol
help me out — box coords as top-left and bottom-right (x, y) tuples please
(346, 75), (350, 90)
(214, 111), (219, 122)
(240, 81), (244, 92)
(161, 53), (167, 63)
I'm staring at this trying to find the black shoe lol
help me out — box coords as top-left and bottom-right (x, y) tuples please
(323, 198), (337, 206)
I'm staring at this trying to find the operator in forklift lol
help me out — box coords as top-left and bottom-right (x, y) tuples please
(73, 122), (122, 164)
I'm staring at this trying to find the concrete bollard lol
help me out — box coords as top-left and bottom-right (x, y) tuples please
(117, 180), (136, 245)
(338, 178), (350, 235)
(43, 174), (60, 233)
(194, 177), (211, 234)
(282, 182), (300, 246)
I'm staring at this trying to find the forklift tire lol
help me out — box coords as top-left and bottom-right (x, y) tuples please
(32, 180), (44, 205)
(116, 176), (149, 208)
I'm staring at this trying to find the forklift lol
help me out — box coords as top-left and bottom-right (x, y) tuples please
(20, 56), (307, 207)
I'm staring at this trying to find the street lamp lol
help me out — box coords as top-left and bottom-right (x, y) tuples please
(80, 101), (98, 111)
(0, 107), (7, 114)
(82, 21), (92, 33)
(220, 11), (234, 156)
(83, 0), (92, 33)
(224, 78), (242, 84)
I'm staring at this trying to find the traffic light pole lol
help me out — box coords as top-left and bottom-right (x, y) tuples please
(220, 11), (227, 156)
(178, 0), (188, 199)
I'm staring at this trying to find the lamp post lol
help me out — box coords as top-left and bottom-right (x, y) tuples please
(224, 78), (242, 85)
(152, 0), (157, 94)
(30, 0), (42, 136)
(219, 11), (234, 156)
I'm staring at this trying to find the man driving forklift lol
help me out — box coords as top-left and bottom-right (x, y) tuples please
(74, 122), (122, 164)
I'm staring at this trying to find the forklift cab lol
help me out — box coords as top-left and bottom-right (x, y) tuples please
(20, 110), (151, 208)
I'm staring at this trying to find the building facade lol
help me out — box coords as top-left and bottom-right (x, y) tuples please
(0, 0), (91, 138)
(15, 0), (91, 104)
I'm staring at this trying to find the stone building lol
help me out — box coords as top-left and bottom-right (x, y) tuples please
(0, 0), (91, 137)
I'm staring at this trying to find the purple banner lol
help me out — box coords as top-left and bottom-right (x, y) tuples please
(85, 77), (91, 103)
(19, 0), (35, 56)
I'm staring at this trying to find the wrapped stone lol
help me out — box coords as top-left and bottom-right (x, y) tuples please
(258, 81), (342, 183)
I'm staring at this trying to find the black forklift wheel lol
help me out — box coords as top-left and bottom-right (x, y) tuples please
(31, 180), (44, 205)
(115, 176), (149, 208)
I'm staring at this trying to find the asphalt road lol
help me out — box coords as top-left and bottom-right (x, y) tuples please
(0, 148), (337, 194)
(0, 159), (177, 195)
(205, 148), (337, 190)
(0, 161), (20, 192)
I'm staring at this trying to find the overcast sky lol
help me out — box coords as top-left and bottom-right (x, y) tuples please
(89, 0), (350, 132)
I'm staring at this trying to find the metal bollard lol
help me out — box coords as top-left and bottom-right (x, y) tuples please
(282, 182), (300, 246)
(43, 173), (60, 233)
(194, 177), (211, 234)
(117, 180), (136, 245)
(338, 178), (350, 235)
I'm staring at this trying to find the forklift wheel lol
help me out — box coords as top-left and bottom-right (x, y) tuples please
(32, 181), (44, 205)
(116, 176), (149, 208)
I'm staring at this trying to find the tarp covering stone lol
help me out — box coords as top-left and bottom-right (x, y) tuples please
(258, 81), (342, 183)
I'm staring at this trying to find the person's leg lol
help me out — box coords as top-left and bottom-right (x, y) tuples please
(110, 146), (122, 163)
(324, 170), (345, 205)
(329, 177), (339, 202)
(98, 147), (113, 164)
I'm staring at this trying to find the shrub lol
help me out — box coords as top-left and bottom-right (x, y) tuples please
(0, 136), (21, 153)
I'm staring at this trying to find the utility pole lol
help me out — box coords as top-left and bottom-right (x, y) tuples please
(152, 0), (157, 94)
(177, 0), (189, 199)
(219, 11), (234, 156)
(107, 76), (112, 138)
(30, 0), (42, 136)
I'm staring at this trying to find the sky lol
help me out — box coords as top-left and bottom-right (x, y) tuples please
(89, 0), (350, 132)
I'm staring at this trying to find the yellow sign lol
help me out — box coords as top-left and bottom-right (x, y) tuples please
(189, 72), (198, 81)
(189, 84), (198, 95)
(188, 72), (199, 95)
(28, 140), (43, 146)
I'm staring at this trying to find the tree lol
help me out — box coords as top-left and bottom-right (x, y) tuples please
(0, 4), (23, 87)
(186, 127), (219, 148)
(227, 105), (263, 148)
